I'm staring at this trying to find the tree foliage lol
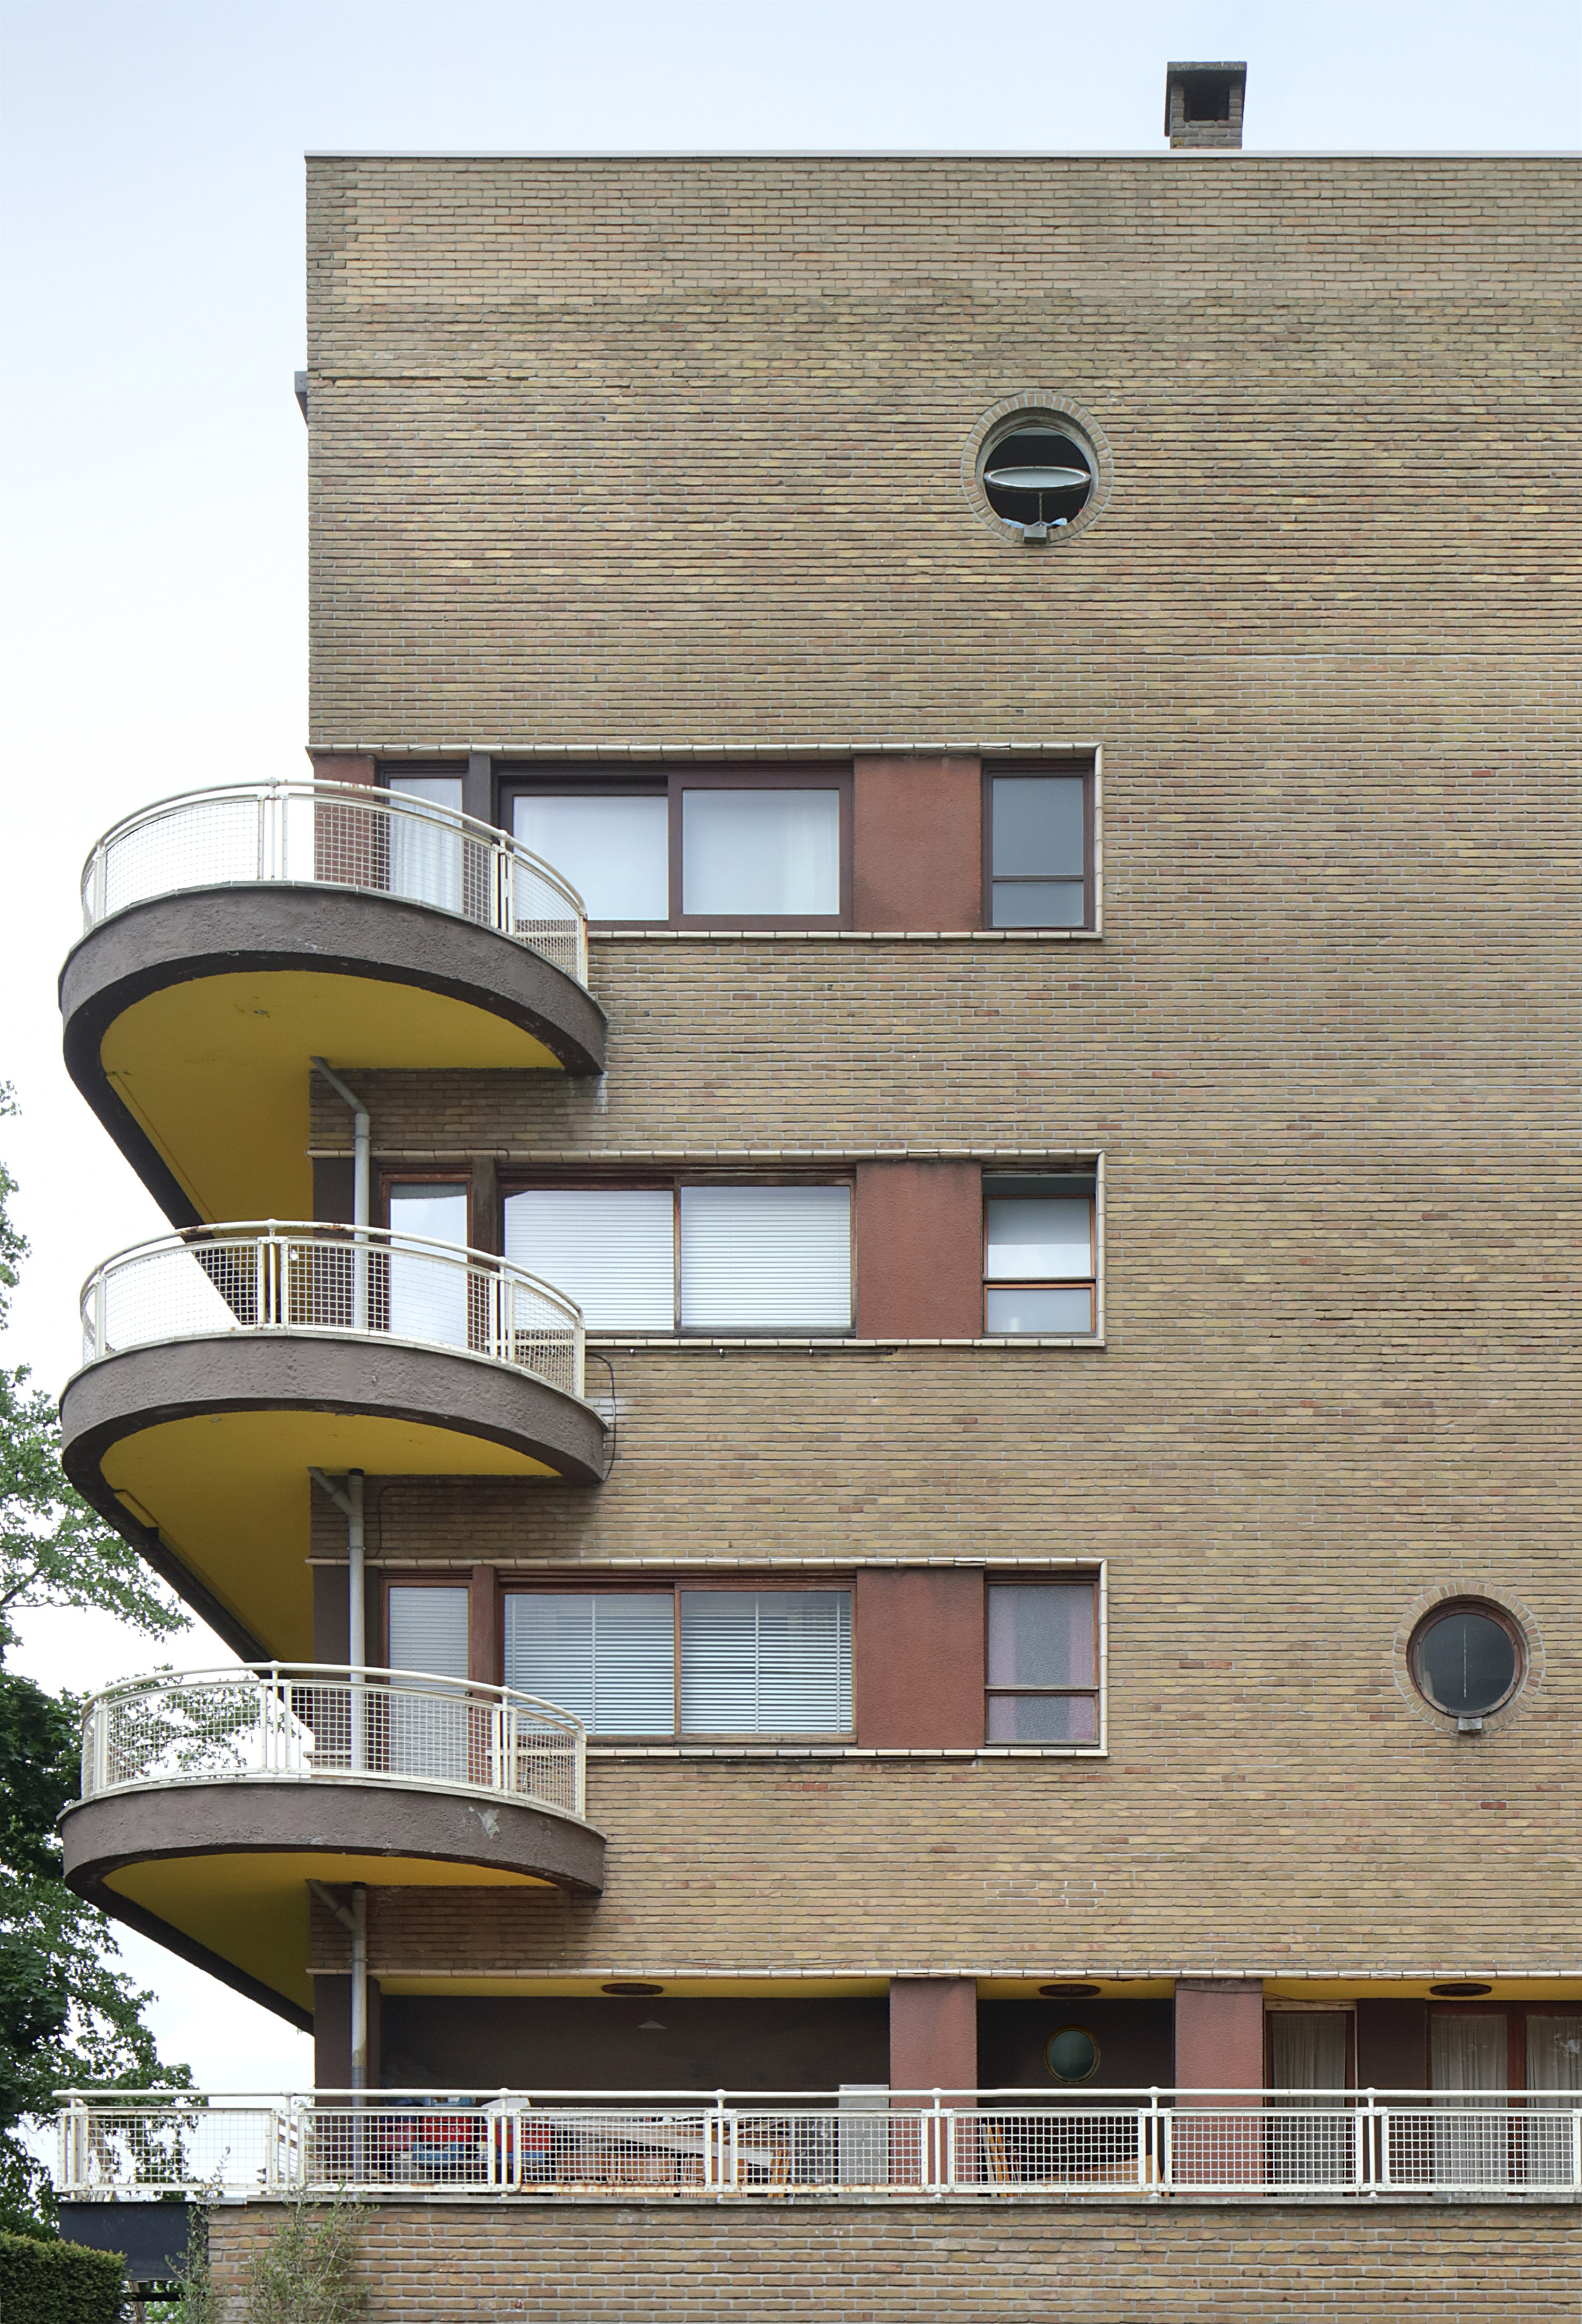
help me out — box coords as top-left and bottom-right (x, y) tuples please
(0, 1092), (191, 2230)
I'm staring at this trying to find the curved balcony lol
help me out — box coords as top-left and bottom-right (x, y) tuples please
(60, 781), (607, 1227)
(62, 1665), (603, 2024)
(60, 1223), (607, 1661)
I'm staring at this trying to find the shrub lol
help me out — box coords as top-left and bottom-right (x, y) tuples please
(244, 2201), (368, 2324)
(0, 2227), (122, 2323)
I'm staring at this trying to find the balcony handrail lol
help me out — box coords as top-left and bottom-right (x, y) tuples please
(76, 1219), (585, 1403)
(77, 1663), (587, 1823)
(78, 778), (589, 988)
(53, 2088), (1582, 2204)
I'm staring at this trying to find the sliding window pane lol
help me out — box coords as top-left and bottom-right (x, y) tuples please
(990, 776), (1087, 929)
(679, 1185), (851, 1330)
(991, 879), (1085, 928)
(513, 793), (669, 921)
(387, 1585), (470, 1681)
(682, 788), (840, 917)
(387, 1183), (470, 1347)
(984, 1195), (1091, 1280)
(987, 1585), (1096, 1689)
(680, 1591), (852, 1734)
(503, 1593), (675, 1735)
(986, 1693), (1097, 1743)
(504, 1188), (675, 1330)
(984, 1285), (1093, 1334)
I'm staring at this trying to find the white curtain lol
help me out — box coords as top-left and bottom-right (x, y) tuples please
(1526, 2015), (1582, 2105)
(1431, 2013), (1507, 2189)
(386, 1585), (471, 1780)
(1269, 2013), (1348, 2094)
(1269, 2014), (1350, 2183)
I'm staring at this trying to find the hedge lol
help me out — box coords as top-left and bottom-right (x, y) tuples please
(0, 2229), (123, 2323)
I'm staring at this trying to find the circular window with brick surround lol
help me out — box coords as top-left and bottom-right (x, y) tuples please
(963, 395), (1112, 547)
(1046, 2025), (1100, 2083)
(1407, 1598), (1525, 1722)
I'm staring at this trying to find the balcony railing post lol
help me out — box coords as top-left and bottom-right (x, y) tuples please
(1361, 2086), (1376, 2196)
(92, 1269), (106, 1361)
(713, 2090), (727, 2192)
(1377, 2098), (1392, 2190)
(1571, 2107), (1581, 2195)
(1161, 2097), (1174, 2193)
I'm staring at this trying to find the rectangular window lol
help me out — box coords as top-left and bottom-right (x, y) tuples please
(501, 769), (850, 928)
(387, 1583), (470, 1680)
(679, 1185), (851, 1331)
(681, 1591), (851, 1734)
(984, 769), (1092, 929)
(387, 772), (467, 914)
(681, 788), (840, 918)
(500, 1586), (853, 1738)
(983, 1174), (1096, 1335)
(502, 1181), (853, 1333)
(513, 791), (669, 922)
(503, 1187), (675, 1331)
(386, 1180), (470, 1346)
(985, 1581), (1099, 1743)
(503, 1592), (676, 1735)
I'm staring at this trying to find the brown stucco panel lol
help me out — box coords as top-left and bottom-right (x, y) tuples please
(855, 1161), (981, 1340)
(856, 1570), (984, 1749)
(853, 757), (981, 930)
(889, 1976), (978, 2094)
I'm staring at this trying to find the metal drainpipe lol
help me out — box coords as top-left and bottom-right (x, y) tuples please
(309, 1467), (368, 1773)
(349, 1884), (368, 2091)
(312, 1057), (369, 1325)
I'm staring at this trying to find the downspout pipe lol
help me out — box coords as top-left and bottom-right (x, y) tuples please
(307, 1880), (369, 2093)
(309, 1468), (367, 1770)
(312, 1057), (369, 1325)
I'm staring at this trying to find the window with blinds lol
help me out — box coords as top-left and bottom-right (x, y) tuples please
(387, 1585), (470, 1681)
(504, 1189), (675, 1331)
(679, 1185), (851, 1331)
(680, 1592), (852, 1734)
(982, 1174), (1097, 1336)
(503, 1593), (675, 1734)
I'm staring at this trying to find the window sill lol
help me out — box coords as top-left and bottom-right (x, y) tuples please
(587, 1335), (1105, 1351)
(587, 1744), (1108, 1761)
(588, 926), (1102, 942)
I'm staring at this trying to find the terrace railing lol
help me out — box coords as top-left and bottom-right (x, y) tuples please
(80, 779), (589, 987)
(54, 2090), (1582, 2204)
(78, 1220), (584, 1402)
(78, 1665), (587, 1823)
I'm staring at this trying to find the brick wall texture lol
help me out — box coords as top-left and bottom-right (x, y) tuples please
(298, 157), (1581, 1983)
(210, 2200), (1580, 2322)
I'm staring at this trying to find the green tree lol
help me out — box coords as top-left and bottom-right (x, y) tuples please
(0, 1090), (191, 2229)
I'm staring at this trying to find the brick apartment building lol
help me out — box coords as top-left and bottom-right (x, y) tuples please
(52, 72), (1579, 2316)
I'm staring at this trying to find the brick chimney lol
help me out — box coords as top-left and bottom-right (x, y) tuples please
(1164, 61), (1247, 150)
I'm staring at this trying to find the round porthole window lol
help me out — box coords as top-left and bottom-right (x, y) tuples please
(979, 415), (1096, 539)
(1046, 2025), (1100, 2084)
(1408, 1599), (1524, 1721)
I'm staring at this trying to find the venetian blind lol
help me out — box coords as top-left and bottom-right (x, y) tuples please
(503, 1593), (675, 1735)
(504, 1189), (675, 1331)
(387, 1586), (470, 1682)
(679, 1185), (851, 1330)
(679, 1592), (852, 1734)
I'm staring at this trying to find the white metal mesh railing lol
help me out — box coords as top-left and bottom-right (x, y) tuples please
(80, 780), (589, 986)
(78, 1220), (584, 1401)
(79, 1665), (587, 1821)
(53, 2091), (1582, 2203)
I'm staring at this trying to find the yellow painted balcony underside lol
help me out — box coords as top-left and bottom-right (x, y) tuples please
(100, 969), (561, 1223)
(104, 1409), (553, 1659)
(107, 1847), (548, 2015)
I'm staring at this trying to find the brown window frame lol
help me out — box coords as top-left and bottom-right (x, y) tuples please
(499, 1171), (857, 1337)
(981, 762), (1095, 932)
(496, 764), (854, 930)
(499, 1575), (857, 1741)
(982, 1574), (1103, 1748)
(1427, 2000), (1577, 2094)
(981, 1172), (1099, 1339)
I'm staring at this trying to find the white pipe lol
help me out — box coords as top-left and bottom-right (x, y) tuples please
(347, 1471), (365, 1773)
(312, 1058), (369, 1324)
(349, 1885), (368, 2092)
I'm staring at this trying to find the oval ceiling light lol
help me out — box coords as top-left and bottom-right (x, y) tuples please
(985, 465), (1091, 492)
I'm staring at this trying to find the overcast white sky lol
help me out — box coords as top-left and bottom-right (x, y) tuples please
(1, 0), (1577, 2094)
